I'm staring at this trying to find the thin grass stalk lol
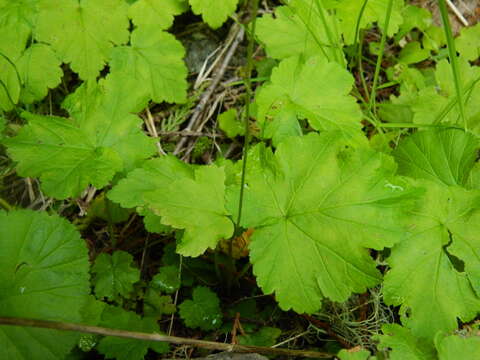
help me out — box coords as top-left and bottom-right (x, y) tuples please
(231, 0), (259, 266)
(368, 0), (394, 115)
(438, 0), (467, 130)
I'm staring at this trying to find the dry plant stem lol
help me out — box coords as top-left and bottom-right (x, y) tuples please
(168, 255), (183, 336)
(173, 24), (244, 156)
(0, 317), (333, 359)
(446, 0), (469, 26)
(159, 130), (225, 138)
(145, 107), (166, 156)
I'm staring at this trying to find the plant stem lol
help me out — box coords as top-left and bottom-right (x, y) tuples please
(233, 0), (259, 248)
(0, 316), (333, 358)
(368, 0), (393, 115)
(438, 0), (467, 130)
(0, 197), (13, 211)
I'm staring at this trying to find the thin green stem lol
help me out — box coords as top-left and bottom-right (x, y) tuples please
(0, 197), (13, 211)
(230, 0), (259, 286)
(433, 77), (480, 125)
(235, 0), (259, 232)
(438, 0), (467, 130)
(314, 0), (343, 66)
(368, 0), (394, 115)
(378, 122), (462, 129)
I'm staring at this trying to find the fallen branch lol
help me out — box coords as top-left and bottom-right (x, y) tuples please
(0, 316), (333, 359)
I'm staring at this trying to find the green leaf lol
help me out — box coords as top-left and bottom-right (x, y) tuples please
(398, 42), (430, 65)
(109, 155), (193, 234)
(337, 348), (372, 360)
(0, 24), (28, 111)
(406, 57), (480, 134)
(455, 23), (480, 62)
(109, 25), (188, 104)
(35, 0), (129, 80)
(129, 0), (186, 29)
(257, 2), (340, 61)
(92, 251), (140, 301)
(399, 5), (432, 34)
(147, 164), (234, 257)
(393, 128), (479, 187)
(256, 56), (363, 145)
(0, 210), (90, 360)
(143, 289), (176, 318)
(218, 108), (244, 138)
(384, 180), (480, 340)
(109, 156), (193, 209)
(436, 333), (480, 359)
(228, 132), (416, 313)
(179, 286), (222, 330)
(238, 327), (281, 347)
(17, 44), (63, 104)
(376, 324), (436, 360)
(0, 0), (38, 30)
(151, 265), (180, 294)
(189, 0), (238, 29)
(5, 75), (156, 199)
(98, 305), (169, 360)
(332, 0), (405, 44)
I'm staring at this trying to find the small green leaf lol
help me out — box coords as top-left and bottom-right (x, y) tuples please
(109, 25), (188, 104)
(151, 265), (180, 294)
(143, 289), (176, 318)
(92, 251), (140, 301)
(337, 348), (372, 360)
(0, 210), (90, 360)
(238, 327), (281, 347)
(218, 108), (244, 138)
(455, 22), (480, 61)
(189, 0), (239, 29)
(399, 5), (432, 34)
(332, 0), (405, 44)
(256, 56), (364, 145)
(398, 42), (430, 64)
(129, 0), (186, 29)
(147, 164), (234, 257)
(376, 324), (436, 360)
(35, 0), (129, 80)
(257, 3), (340, 60)
(98, 305), (169, 360)
(17, 44), (63, 104)
(179, 286), (222, 330)
(393, 128), (479, 187)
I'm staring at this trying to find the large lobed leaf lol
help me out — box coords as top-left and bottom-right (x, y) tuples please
(4, 75), (156, 199)
(0, 210), (90, 360)
(229, 132), (417, 313)
(384, 180), (480, 340)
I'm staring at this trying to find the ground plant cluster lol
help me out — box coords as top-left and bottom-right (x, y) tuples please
(1, 0), (480, 359)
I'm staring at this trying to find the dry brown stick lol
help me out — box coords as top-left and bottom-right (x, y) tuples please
(173, 24), (244, 156)
(159, 130), (225, 138)
(0, 316), (333, 359)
